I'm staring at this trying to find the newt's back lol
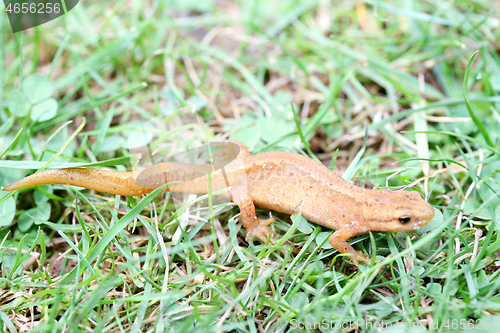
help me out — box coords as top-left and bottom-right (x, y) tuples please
(242, 152), (363, 229)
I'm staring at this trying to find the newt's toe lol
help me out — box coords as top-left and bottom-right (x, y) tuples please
(245, 220), (276, 244)
(351, 252), (371, 267)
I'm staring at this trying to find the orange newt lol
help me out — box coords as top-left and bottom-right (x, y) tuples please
(2, 141), (434, 265)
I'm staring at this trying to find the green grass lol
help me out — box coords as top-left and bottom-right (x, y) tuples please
(1, 1), (500, 332)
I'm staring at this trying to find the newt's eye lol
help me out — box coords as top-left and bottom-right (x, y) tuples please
(398, 216), (412, 224)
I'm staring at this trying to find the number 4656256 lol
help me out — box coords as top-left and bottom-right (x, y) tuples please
(6, 2), (61, 14)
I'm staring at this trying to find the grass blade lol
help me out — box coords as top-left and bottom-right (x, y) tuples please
(463, 50), (494, 147)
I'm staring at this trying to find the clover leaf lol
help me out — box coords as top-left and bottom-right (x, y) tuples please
(7, 74), (58, 122)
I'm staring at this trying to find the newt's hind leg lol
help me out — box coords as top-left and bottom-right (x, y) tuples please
(229, 184), (276, 244)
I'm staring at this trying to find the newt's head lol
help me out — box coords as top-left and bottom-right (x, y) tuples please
(363, 190), (435, 232)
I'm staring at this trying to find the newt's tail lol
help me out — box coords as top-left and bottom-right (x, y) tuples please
(2, 168), (153, 196)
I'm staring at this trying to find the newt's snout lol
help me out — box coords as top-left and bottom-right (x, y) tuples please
(397, 196), (435, 232)
(419, 201), (435, 226)
(364, 190), (435, 233)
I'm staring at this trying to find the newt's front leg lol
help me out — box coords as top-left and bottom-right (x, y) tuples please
(328, 225), (371, 266)
(229, 184), (276, 244)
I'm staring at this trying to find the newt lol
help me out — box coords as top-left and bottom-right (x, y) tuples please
(2, 141), (435, 266)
